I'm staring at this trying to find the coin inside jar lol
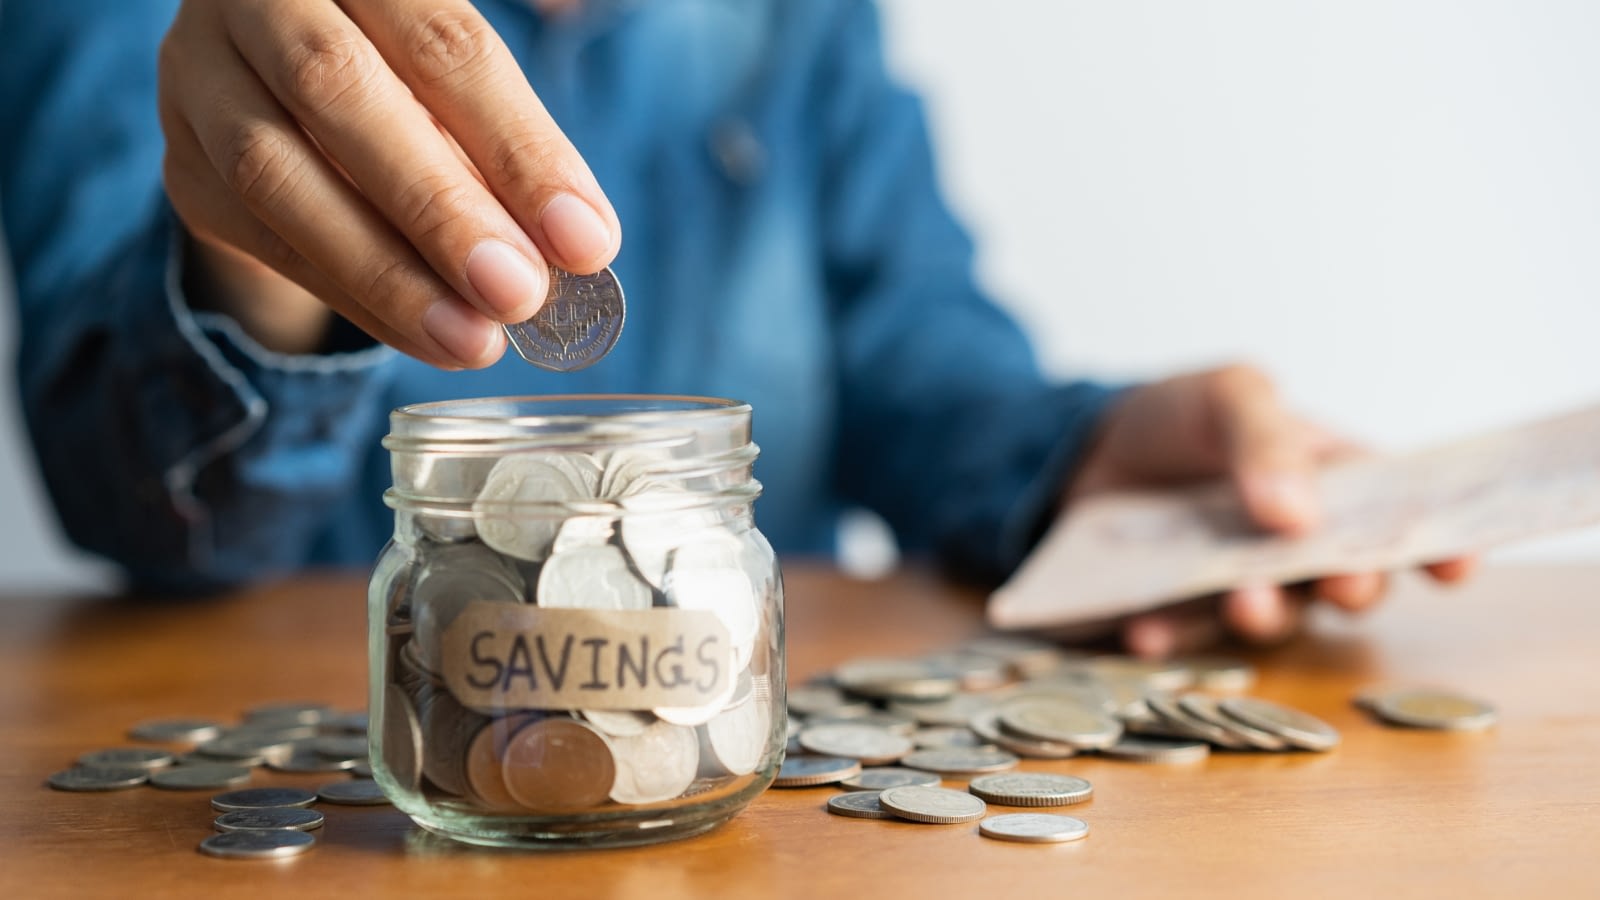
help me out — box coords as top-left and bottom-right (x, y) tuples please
(500, 719), (618, 812)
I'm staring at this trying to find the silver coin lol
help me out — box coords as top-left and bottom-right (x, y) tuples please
(958, 636), (1071, 679)
(1178, 693), (1286, 751)
(198, 830), (316, 860)
(608, 721), (701, 805)
(970, 709), (1079, 760)
(502, 265), (626, 372)
(806, 711), (920, 736)
(701, 691), (771, 778)
(1100, 737), (1211, 764)
(979, 813), (1090, 844)
(581, 709), (656, 738)
(77, 748), (174, 770)
(891, 693), (998, 728)
(311, 735), (370, 762)
(1085, 657), (1193, 693)
(900, 747), (1020, 776)
(214, 808), (324, 833)
(798, 723), (914, 766)
(268, 750), (357, 774)
(834, 658), (960, 702)
(150, 764), (253, 790)
(786, 684), (872, 719)
(877, 785), (988, 824)
(551, 514), (617, 554)
(537, 544), (654, 611)
(350, 759), (375, 778)
(616, 486), (724, 590)
(219, 723), (319, 743)
(1368, 688), (1498, 731)
(916, 652), (1011, 692)
(381, 684), (423, 792)
(911, 726), (987, 750)
(316, 779), (392, 806)
(473, 454), (599, 562)
(663, 536), (760, 669)
(1218, 697), (1340, 752)
(411, 548), (525, 674)
(196, 736), (295, 767)
(128, 718), (223, 744)
(244, 702), (331, 727)
(826, 791), (897, 820)
(839, 767), (942, 791)
(47, 766), (148, 792)
(998, 697), (1123, 749)
(210, 787), (318, 812)
(772, 756), (862, 788)
(1180, 656), (1257, 693)
(321, 711), (370, 735)
(1144, 693), (1249, 750)
(968, 773), (1092, 807)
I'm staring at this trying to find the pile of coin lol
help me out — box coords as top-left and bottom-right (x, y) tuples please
(381, 444), (778, 818)
(46, 702), (390, 859)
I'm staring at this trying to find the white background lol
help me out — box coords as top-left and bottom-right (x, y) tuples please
(3, 0), (1598, 588)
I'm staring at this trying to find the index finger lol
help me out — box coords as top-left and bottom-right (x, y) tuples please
(347, 0), (621, 274)
(1207, 365), (1320, 536)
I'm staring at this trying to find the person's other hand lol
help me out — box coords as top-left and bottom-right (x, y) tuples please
(1066, 365), (1477, 658)
(158, 0), (620, 366)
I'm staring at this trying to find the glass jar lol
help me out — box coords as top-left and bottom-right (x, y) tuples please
(369, 395), (784, 848)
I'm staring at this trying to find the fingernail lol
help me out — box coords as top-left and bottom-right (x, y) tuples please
(465, 240), (546, 320)
(540, 193), (614, 269)
(422, 298), (499, 367)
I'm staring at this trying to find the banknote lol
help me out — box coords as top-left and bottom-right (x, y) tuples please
(988, 403), (1600, 630)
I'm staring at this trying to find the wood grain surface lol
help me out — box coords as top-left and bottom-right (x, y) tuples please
(2, 563), (1597, 899)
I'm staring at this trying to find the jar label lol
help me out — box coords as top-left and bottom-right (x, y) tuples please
(441, 602), (734, 712)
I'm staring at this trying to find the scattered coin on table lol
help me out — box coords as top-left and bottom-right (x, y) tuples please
(211, 787), (319, 812)
(967, 773), (1093, 808)
(839, 767), (942, 792)
(979, 814), (1090, 844)
(150, 764), (253, 791)
(214, 809), (325, 833)
(47, 766), (148, 792)
(826, 791), (897, 820)
(1364, 688), (1498, 731)
(315, 779), (391, 806)
(877, 785), (987, 825)
(199, 830), (316, 860)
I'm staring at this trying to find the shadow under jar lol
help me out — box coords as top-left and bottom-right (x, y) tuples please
(370, 395), (784, 848)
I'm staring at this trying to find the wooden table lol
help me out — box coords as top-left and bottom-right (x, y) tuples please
(2, 563), (1597, 899)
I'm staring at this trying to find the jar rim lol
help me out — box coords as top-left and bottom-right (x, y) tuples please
(391, 394), (750, 430)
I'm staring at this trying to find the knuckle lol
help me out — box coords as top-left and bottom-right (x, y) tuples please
(356, 254), (424, 308)
(395, 170), (480, 242)
(284, 27), (381, 114)
(409, 10), (498, 87)
(221, 122), (298, 209)
(485, 130), (568, 193)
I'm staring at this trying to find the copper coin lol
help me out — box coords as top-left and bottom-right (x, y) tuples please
(501, 718), (617, 812)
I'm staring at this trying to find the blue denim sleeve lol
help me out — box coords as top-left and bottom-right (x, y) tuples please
(2, 0), (397, 592)
(816, 0), (1125, 584)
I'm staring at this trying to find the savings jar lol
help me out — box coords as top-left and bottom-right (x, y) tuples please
(369, 395), (784, 848)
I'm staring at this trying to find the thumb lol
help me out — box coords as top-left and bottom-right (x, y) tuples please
(1208, 366), (1319, 535)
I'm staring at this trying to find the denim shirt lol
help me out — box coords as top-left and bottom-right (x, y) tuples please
(1, 0), (1117, 592)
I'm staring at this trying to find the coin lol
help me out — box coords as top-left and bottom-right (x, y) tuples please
(47, 766), (148, 792)
(322, 711), (370, 735)
(214, 808), (325, 833)
(551, 514), (617, 554)
(608, 721), (700, 805)
(968, 773), (1092, 807)
(916, 652), (1011, 692)
(834, 658), (960, 701)
(77, 748), (175, 770)
(419, 686), (487, 797)
(1178, 693), (1286, 751)
(877, 785), (987, 824)
(463, 715), (539, 810)
(195, 736), (294, 767)
(128, 718), (223, 744)
(411, 546), (525, 672)
(798, 723), (914, 766)
(890, 693), (998, 728)
(198, 830), (316, 860)
(502, 718), (617, 812)
(1368, 688), (1497, 731)
(772, 756), (861, 788)
(958, 636), (1070, 679)
(150, 764), (253, 790)
(310, 735), (370, 762)
(350, 760), (375, 779)
(581, 710), (656, 738)
(1144, 693), (1249, 750)
(1181, 656), (1257, 693)
(502, 265), (626, 372)
(979, 813), (1089, 844)
(616, 487), (723, 589)
(785, 685), (872, 719)
(664, 537), (760, 668)
(1085, 657), (1193, 693)
(997, 697), (1122, 749)
(1100, 737), (1211, 764)
(900, 747), (1019, 776)
(244, 702), (331, 727)
(839, 767), (942, 791)
(911, 726), (986, 750)
(474, 454), (598, 562)
(970, 709), (1078, 760)
(826, 791), (897, 820)
(701, 691), (770, 777)
(1218, 697), (1340, 752)
(316, 779), (391, 806)
(381, 684), (423, 792)
(268, 750), (358, 775)
(537, 544), (653, 611)
(211, 787), (318, 812)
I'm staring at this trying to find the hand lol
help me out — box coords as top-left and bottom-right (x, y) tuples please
(158, 0), (620, 366)
(1066, 365), (1477, 658)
